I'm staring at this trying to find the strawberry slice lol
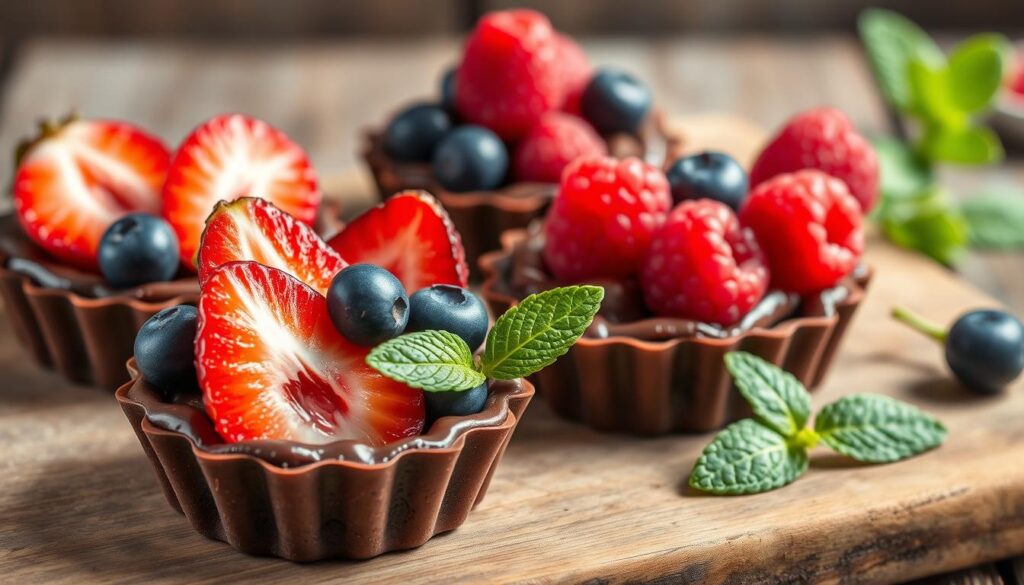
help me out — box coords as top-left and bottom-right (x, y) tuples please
(162, 114), (321, 268)
(196, 197), (346, 294)
(197, 261), (425, 445)
(327, 191), (469, 292)
(13, 116), (170, 270)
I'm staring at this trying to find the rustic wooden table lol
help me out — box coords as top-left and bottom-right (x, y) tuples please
(0, 36), (1023, 584)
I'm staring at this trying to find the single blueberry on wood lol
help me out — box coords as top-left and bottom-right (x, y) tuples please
(327, 264), (409, 346)
(440, 67), (458, 115)
(406, 284), (489, 352)
(134, 304), (199, 394)
(666, 151), (749, 211)
(431, 125), (508, 192)
(581, 69), (652, 135)
(425, 383), (489, 424)
(384, 102), (452, 162)
(98, 213), (180, 288)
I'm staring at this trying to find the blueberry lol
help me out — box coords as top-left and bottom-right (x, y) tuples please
(327, 264), (409, 346)
(944, 310), (1024, 394)
(425, 383), (489, 424)
(666, 151), (749, 211)
(134, 305), (198, 394)
(98, 214), (180, 288)
(441, 67), (458, 115)
(431, 125), (508, 192)
(407, 285), (489, 352)
(384, 102), (452, 162)
(580, 69), (652, 135)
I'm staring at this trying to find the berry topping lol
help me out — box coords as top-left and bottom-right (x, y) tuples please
(13, 116), (170, 271)
(425, 383), (489, 424)
(197, 261), (424, 445)
(431, 125), (509, 192)
(666, 151), (748, 211)
(750, 107), (880, 212)
(196, 197), (346, 294)
(328, 191), (469, 291)
(384, 103), (453, 162)
(641, 200), (768, 326)
(543, 156), (672, 281)
(513, 112), (607, 183)
(406, 284), (489, 352)
(580, 69), (652, 135)
(162, 114), (320, 267)
(98, 213), (180, 288)
(327, 264), (410, 347)
(455, 9), (563, 140)
(556, 34), (592, 114)
(134, 305), (198, 394)
(740, 170), (864, 294)
(440, 67), (459, 114)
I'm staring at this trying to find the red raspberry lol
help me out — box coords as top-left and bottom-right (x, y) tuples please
(642, 200), (768, 325)
(455, 10), (563, 141)
(514, 112), (607, 183)
(740, 170), (864, 294)
(557, 34), (592, 114)
(543, 156), (671, 281)
(750, 107), (880, 212)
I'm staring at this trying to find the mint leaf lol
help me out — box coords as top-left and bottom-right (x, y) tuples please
(946, 34), (1010, 113)
(907, 59), (965, 129)
(724, 352), (810, 437)
(858, 9), (943, 110)
(962, 191), (1024, 249)
(878, 186), (967, 266)
(815, 394), (947, 463)
(919, 124), (1003, 165)
(481, 285), (603, 380)
(367, 330), (485, 392)
(689, 419), (808, 495)
(874, 137), (934, 201)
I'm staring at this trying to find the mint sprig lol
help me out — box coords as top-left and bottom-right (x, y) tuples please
(366, 286), (603, 392)
(689, 352), (946, 496)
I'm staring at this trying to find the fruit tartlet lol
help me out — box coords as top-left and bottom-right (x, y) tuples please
(364, 9), (682, 276)
(480, 108), (877, 434)
(117, 192), (600, 560)
(0, 113), (332, 389)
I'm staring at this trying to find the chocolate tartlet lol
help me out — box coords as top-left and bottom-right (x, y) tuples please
(116, 360), (534, 561)
(480, 226), (870, 435)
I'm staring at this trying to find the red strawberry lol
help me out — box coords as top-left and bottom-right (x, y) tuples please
(543, 156), (672, 281)
(642, 200), (768, 325)
(197, 261), (425, 445)
(557, 34), (592, 114)
(740, 170), (864, 294)
(455, 9), (564, 141)
(750, 107), (880, 212)
(162, 114), (320, 268)
(13, 116), (170, 270)
(327, 191), (469, 292)
(513, 112), (607, 183)
(196, 197), (346, 294)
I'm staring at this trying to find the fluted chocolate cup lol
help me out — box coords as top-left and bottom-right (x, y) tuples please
(116, 360), (535, 561)
(479, 229), (870, 435)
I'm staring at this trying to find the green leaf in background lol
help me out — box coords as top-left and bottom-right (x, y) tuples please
(367, 330), (485, 392)
(724, 352), (811, 437)
(946, 34), (1011, 113)
(961, 191), (1024, 249)
(814, 394), (947, 463)
(858, 8), (944, 110)
(689, 419), (809, 495)
(878, 186), (968, 265)
(919, 124), (1004, 165)
(873, 136), (934, 201)
(907, 58), (965, 129)
(481, 285), (604, 380)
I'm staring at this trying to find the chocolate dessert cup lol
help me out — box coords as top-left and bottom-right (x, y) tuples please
(479, 227), (870, 435)
(116, 360), (534, 561)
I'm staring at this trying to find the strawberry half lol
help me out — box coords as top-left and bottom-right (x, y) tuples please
(197, 261), (425, 446)
(327, 191), (469, 292)
(162, 114), (321, 268)
(13, 116), (170, 270)
(197, 197), (346, 294)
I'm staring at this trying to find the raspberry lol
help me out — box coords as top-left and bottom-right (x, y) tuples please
(543, 156), (671, 281)
(740, 170), (864, 294)
(642, 200), (768, 325)
(513, 112), (607, 183)
(455, 10), (563, 141)
(750, 107), (880, 212)
(557, 34), (592, 114)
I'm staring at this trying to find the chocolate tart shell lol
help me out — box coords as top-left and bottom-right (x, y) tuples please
(115, 361), (535, 561)
(479, 229), (870, 435)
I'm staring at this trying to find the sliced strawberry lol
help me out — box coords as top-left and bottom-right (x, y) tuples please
(162, 114), (321, 268)
(196, 197), (346, 294)
(197, 261), (425, 445)
(13, 116), (170, 270)
(327, 191), (469, 292)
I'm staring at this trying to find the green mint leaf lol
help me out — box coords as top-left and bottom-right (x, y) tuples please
(481, 285), (603, 380)
(961, 191), (1024, 249)
(878, 186), (968, 266)
(919, 124), (1004, 165)
(724, 352), (810, 437)
(367, 330), (485, 392)
(907, 59), (965, 129)
(815, 394), (947, 463)
(689, 419), (808, 495)
(946, 34), (1010, 113)
(858, 9), (943, 111)
(873, 136), (934, 202)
